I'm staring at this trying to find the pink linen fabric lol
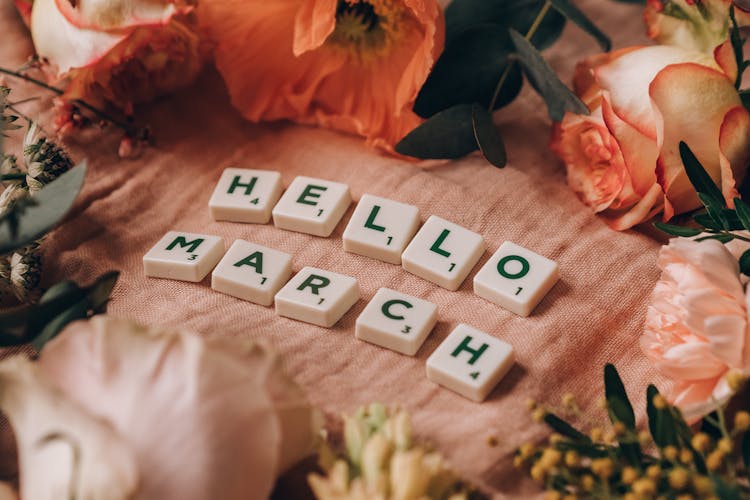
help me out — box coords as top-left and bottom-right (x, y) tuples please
(0, 2), (663, 497)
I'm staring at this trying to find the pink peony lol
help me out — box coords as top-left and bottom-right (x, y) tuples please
(642, 238), (750, 421)
(551, 43), (750, 230)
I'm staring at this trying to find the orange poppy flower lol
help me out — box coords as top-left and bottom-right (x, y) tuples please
(198, 0), (444, 151)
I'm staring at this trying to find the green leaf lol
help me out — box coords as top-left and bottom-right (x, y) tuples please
(699, 193), (730, 229)
(740, 249), (750, 276)
(508, 30), (588, 121)
(543, 412), (592, 443)
(742, 431), (750, 470)
(604, 364), (635, 428)
(395, 104), (478, 160)
(712, 477), (742, 500)
(733, 197), (750, 231)
(653, 222), (701, 237)
(617, 441), (642, 467)
(694, 210), (744, 231)
(414, 26), (523, 117)
(445, 0), (566, 49)
(471, 104), (506, 168)
(31, 298), (88, 351)
(646, 385), (678, 448)
(0, 271), (118, 348)
(0, 163), (86, 254)
(679, 142), (725, 208)
(549, 0), (611, 51)
(741, 89), (750, 114)
(694, 234), (735, 244)
(554, 440), (609, 458)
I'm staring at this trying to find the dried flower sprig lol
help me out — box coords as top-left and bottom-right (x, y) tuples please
(516, 364), (750, 499)
(308, 403), (483, 500)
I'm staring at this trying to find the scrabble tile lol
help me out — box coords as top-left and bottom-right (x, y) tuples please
(342, 194), (420, 265)
(401, 215), (485, 291)
(208, 168), (283, 223)
(355, 288), (438, 355)
(473, 241), (559, 317)
(426, 324), (514, 402)
(211, 240), (293, 306)
(143, 231), (224, 282)
(272, 176), (351, 237)
(275, 266), (359, 327)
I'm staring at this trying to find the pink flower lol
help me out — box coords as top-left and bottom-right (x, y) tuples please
(0, 316), (319, 499)
(551, 43), (750, 230)
(30, 0), (204, 109)
(642, 238), (750, 421)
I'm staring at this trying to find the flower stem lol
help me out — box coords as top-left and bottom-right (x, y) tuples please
(488, 0), (552, 111)
(0, 67), (137, 135)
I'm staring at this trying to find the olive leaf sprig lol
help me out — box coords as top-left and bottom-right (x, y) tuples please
(516, 364), (750, 499)
(395, 0), (621, 168)
(654, 141), (750, 277)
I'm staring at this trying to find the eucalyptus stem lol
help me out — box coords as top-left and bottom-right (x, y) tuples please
(488, 0), (552, 111)
(0, 67), (136, 134)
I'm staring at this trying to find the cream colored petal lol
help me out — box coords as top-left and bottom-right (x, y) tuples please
(0, 356), (138, 500)
(31, 0), (126, 75)
(53, 0), (185, 31)
(38, 316), (317, 500)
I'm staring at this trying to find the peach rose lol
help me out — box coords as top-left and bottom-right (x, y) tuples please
(197, 0), (444, 151)
(644, 0), (750, 53)
(0, 316), (319, 499)
(641, 238), (750, 421)
(550, 43), (750, 230)
(30, 0), (204, 110)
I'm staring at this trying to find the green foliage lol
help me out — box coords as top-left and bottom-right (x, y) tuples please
(0, 163), (86, 254)
(517, 364), (750, 498)
(0, 271), (119, 350)
(400, 0), (608, 167)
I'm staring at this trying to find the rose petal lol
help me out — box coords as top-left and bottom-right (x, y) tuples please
(718, 106), (750, 207)
(650, 62), (743, 214)
(31, 0), (127, 75)
(714, 39), (738, 83)
(54, 0), (188, 31)
(595, 45), (716, 139)
(38, 316), (317, 500)
(0, 356), (138, 500)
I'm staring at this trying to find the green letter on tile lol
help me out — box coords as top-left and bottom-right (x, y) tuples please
(227, 176), (258, 195)
(234, 251), (263, 274)
(364, 205), (386, 232)
(429, 229), (451, 257)
(451, 336), (488, 365)
(167, 236), (204, 253)
(381, 299), (413, 320)
(297, 274), (330, 295)
(497, 255), (530, 280)
(297, 185), (328, 206)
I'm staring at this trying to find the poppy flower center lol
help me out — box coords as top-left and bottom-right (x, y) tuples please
(328, 0), (405, 60)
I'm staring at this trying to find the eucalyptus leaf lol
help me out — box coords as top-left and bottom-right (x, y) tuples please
(652, 222), (701, 238)
(31, 298), (89, 351)
(646, 384), (678, 448)
(549, 0), (611, 51)
(743, 431), (750, 470)
(733, 197), (750, 231)
(414, 26), (522, 117)
(604, 364), (635, 428)
(445, 0), (566, 49)
(471, 104), (506, 168)
(740, 249), (750, 276)
(0, 163), (86, 254)
(679, 142), (725, 207)
(543, 413), (592, 443)
(741, 89), (750, 114)
(395, 104), (478, 159)
(509, 30), (589, 121)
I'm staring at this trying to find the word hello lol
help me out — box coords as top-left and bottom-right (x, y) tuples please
(143, 169), (561, 401)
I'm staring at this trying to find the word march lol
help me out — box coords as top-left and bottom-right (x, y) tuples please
(143, 168), (560, 402)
